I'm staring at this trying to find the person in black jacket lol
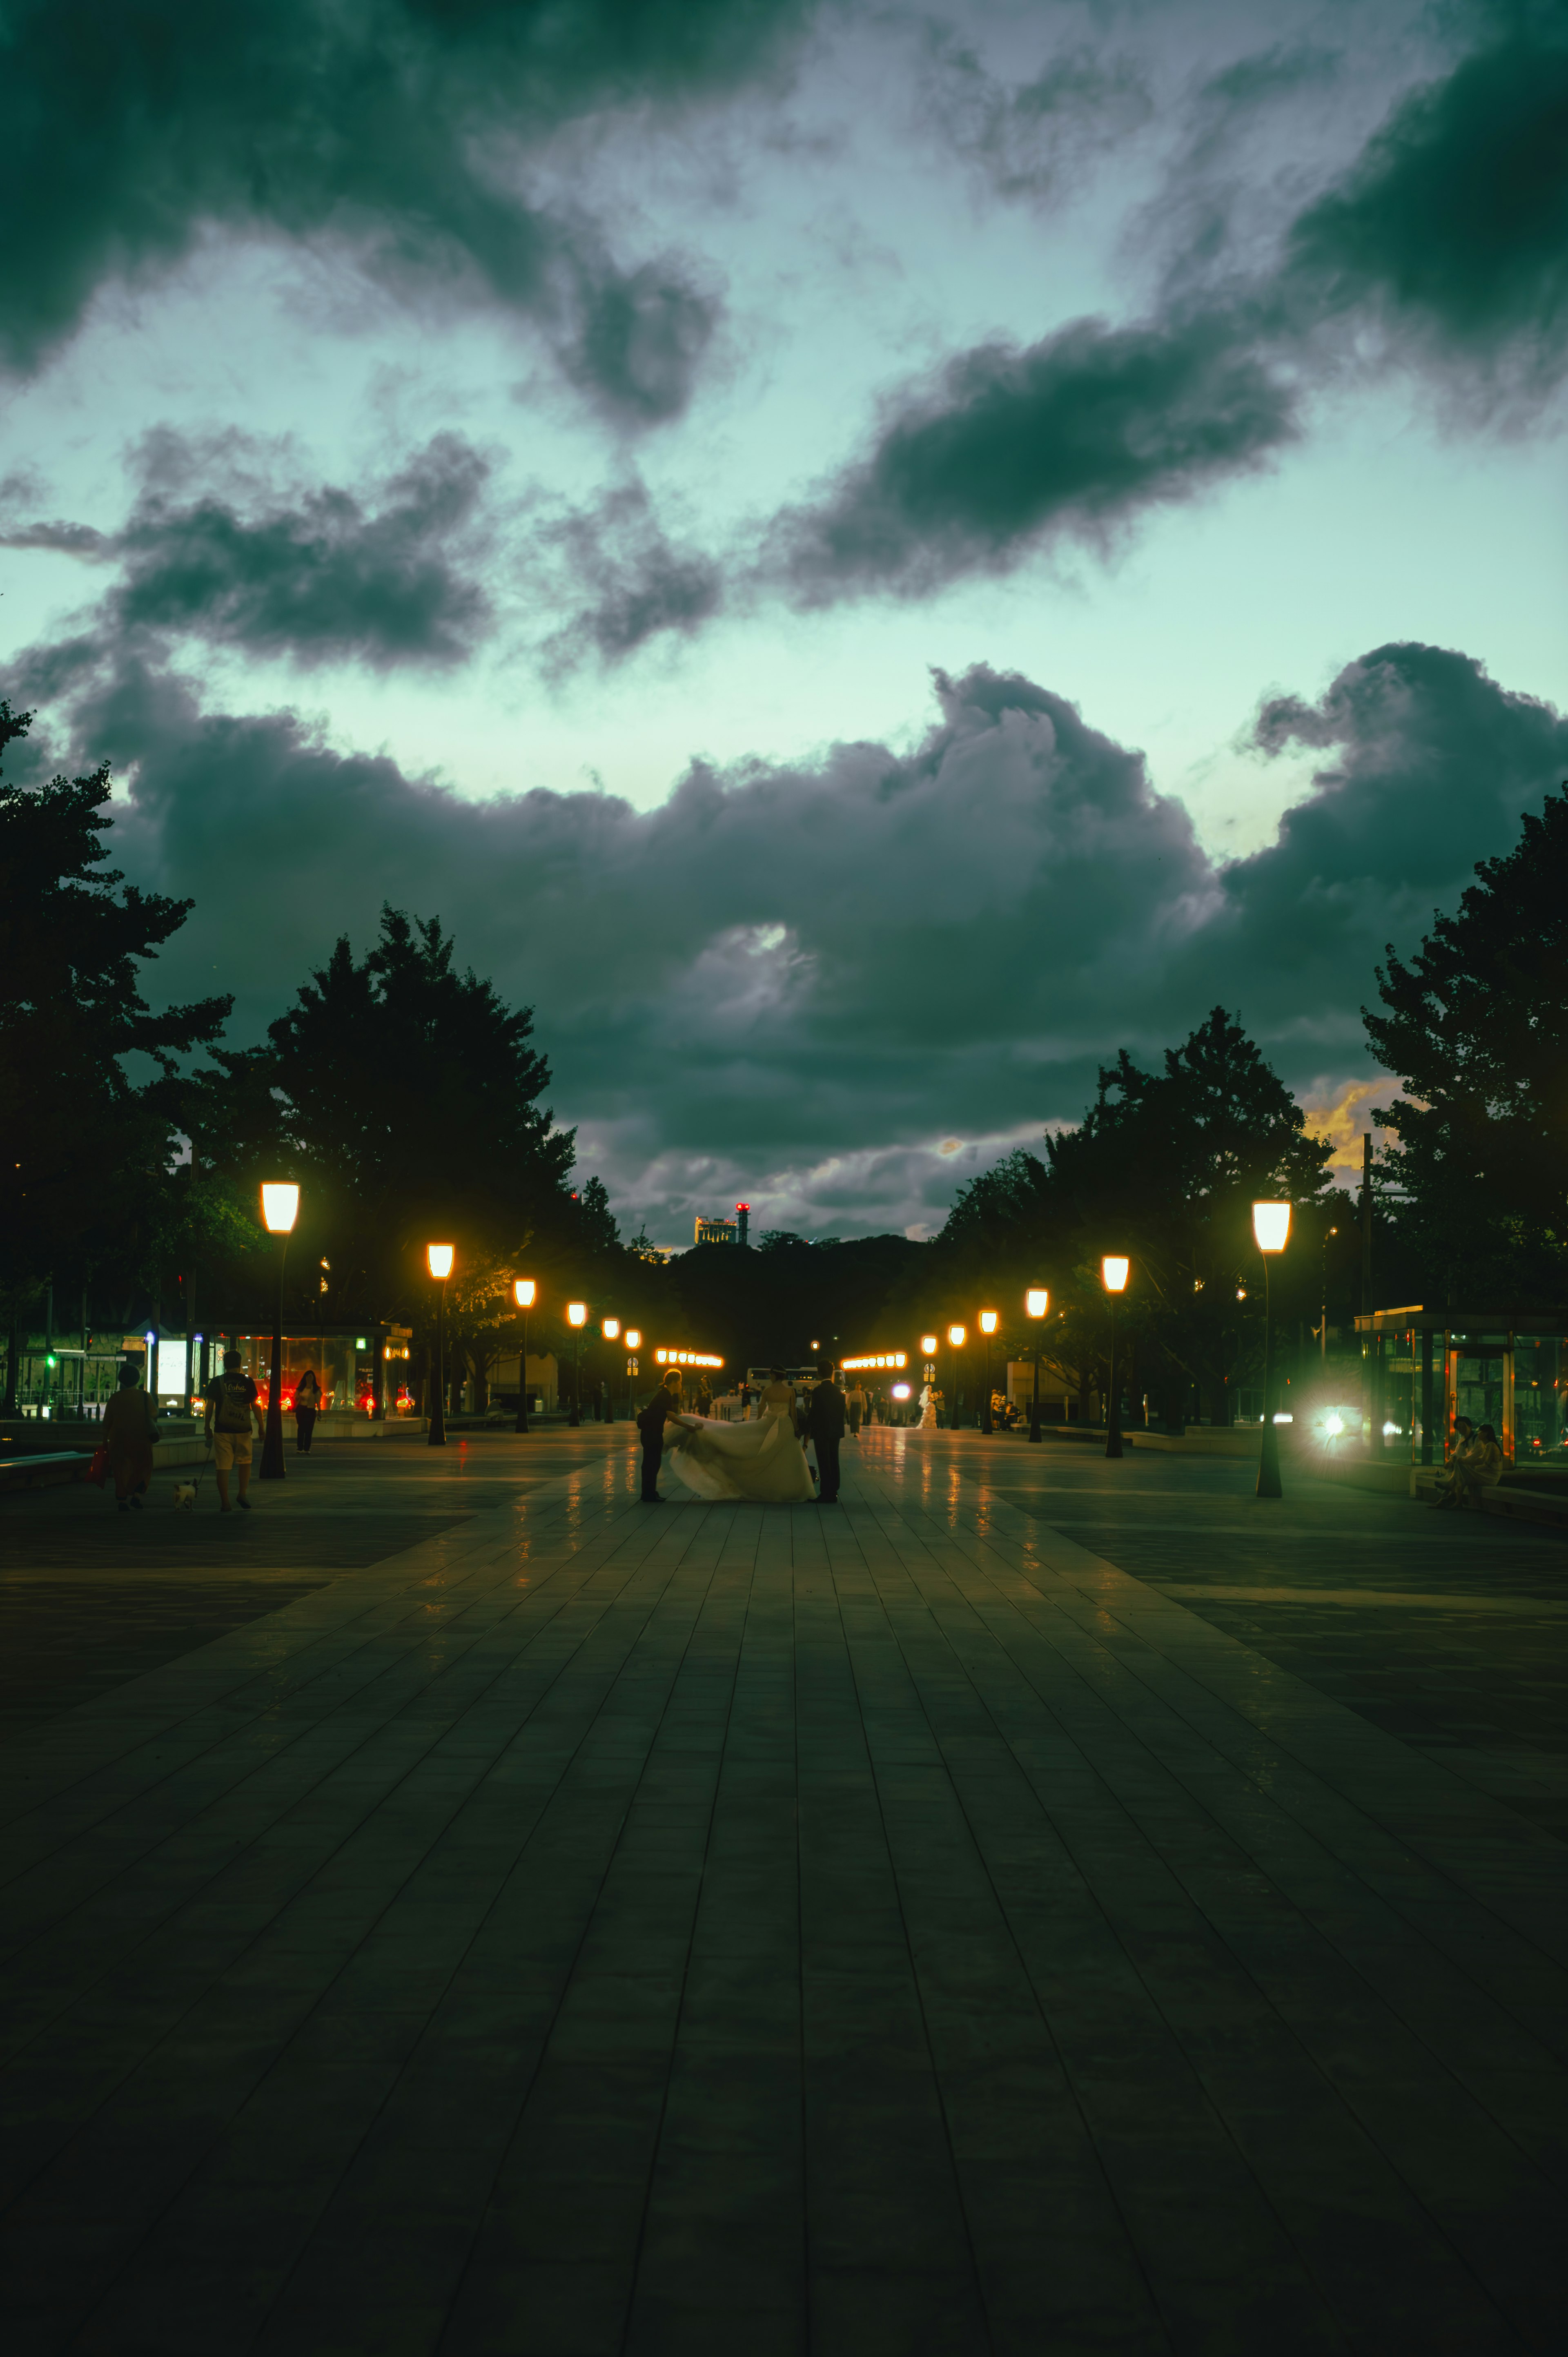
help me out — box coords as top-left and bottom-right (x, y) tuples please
(801, 1359), (846, 1503)
(637, 1369), (682, 1502)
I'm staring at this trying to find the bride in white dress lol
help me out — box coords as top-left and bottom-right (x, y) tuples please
(665, 1367), (817, 1503)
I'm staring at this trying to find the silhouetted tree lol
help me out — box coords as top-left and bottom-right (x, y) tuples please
(1367, 785), (1568, 1303)
(0, 698), (230, 1376)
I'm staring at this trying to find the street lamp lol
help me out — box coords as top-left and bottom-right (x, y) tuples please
(602, 1317), (619, 1421)
(1253, 1202), (1291, 1499)
(979, 1310), (998, 1433)
(427, 1243), (454, 1447)
(1320, 1225), (1338, 1363)
(1102, 1255), (1129, 1461)
(947, 1324), (967, 1429)
(1025, 1288), (1048, 1443)
(259, 1182), (299, 1481)
(567, 1300), (586, 1427)
(513, 1278), (536, 1434)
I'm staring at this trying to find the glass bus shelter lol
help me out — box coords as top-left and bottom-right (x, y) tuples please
(1354, 1309), (1568, 1466)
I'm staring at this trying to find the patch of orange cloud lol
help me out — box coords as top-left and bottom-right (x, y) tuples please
(1301, 1077), (1388, 1171)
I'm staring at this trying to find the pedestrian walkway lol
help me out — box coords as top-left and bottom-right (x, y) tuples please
(0, 1432), (1562, 2353)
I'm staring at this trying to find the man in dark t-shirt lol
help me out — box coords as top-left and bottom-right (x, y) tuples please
(205, 1350), (263, 1512)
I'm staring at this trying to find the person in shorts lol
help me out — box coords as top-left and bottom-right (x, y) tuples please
(206, 1349), (263, 1512)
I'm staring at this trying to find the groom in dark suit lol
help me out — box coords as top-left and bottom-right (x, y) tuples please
(637, 1369), (682, 1502)
(801, 1358), (846, 1504)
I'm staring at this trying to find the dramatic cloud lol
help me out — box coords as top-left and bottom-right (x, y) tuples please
(1199, 640), (1568, 1044)
(753, 22), (1568, 615)
(915, 31), (1152, 205)
(2, 433), (495, 670)
(771, 308), (1298, 599)
(1283, 28), (1568, 399)
(8, 632), (1562, 1241)
(0, 0), (812, 408)
(561, 261), (722, 430)
(534, 475), (724, 671)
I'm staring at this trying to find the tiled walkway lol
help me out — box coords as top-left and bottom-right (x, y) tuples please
(0, 1435), (1563, 2353)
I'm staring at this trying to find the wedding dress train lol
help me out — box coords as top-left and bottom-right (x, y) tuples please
(665, 1407), (816, 1503)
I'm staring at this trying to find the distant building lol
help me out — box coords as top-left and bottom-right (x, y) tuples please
(695, 1216), (737, 1246)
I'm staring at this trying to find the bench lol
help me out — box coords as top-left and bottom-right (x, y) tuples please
(0, 1449), (96, 1493)
(1412, 1467), (1568, 1531)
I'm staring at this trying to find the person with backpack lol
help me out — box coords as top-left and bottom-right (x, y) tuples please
(205, 1349), (263, 1512)
(801, 1359), (847, 1504)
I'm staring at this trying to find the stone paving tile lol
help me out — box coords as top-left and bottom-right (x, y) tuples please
(0, 1428), (1563, 2353)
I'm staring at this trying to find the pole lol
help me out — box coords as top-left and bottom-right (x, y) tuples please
(261, 1236), (289, 1479)
(981, 1332), (992, 1434)
(1105, 1300), (1123, 1460)
(950, 1340), (962, 1430)
(1321, 1231), (1330, 1363)
(1257, 1258), (1283, 1498)
(569, 1331), (580, 1427)
(429, 1280), (448, 1446)
(514, 1308), (530, 1434)
(1359, 1133), (1372, 1316)
(1029, 1347), (1041, 1443)
(1420, 1327), (1434, 1466)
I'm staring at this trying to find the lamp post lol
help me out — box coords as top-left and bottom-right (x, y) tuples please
(1025, 1288), (1048, 1442)
(602, 1318), (619, 1421)
(1320, 1225), (1337, 1363)
(624, 1329), (641, 1414)
(1102, 1256), (1129, 1461)
(567, 1301), (586, 1425)
(259, 1183), (299, 1481)
(427, 1243), (454, 1446)
(947, 1324), (967, 1429)
(1253, 1201), (1291, 1499)
(979, 1310), (998, 1433)
(513, 1278), (535, 1434)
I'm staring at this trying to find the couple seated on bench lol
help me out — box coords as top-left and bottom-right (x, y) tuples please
(1434, 1417), (1503, 1510)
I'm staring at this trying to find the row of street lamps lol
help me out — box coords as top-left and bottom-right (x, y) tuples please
(914, 1200), (1292, 1497)
(421, 1249), (641, 1447)
(254, 1184), (644, 1474)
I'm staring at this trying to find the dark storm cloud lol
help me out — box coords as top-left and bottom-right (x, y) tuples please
(770, 308), (1298, 598)
(1282, 28), (1568, 398)
(534, 477), (724, 672)
(559, 261), (722, 429)
(753, 20), (1568, 614)
(1201, 641), (1568, 1044)
(915, 31), (1152, 204)
(2, 433), (495, 670)
(0, 0), (813, 408)
(11, 629), (1561, 1237)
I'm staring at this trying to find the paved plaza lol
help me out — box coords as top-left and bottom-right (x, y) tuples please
(0, 1428), (1563, 2353)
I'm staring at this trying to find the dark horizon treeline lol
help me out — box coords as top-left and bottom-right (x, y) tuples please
(4, 690), (1565, 1416)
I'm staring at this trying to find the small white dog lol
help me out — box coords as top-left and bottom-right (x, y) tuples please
(172, 1481), (198, 1512)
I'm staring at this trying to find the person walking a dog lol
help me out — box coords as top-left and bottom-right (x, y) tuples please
(102, 1359), (159, 1512)
(205, 1349), (263, 1512)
